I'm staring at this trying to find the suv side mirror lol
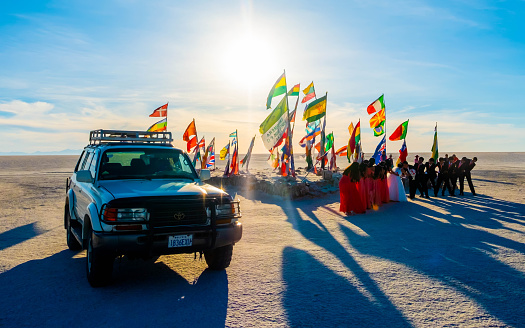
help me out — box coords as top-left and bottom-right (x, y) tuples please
(76, 170), (94, 183)
(199, 169), (211, 181)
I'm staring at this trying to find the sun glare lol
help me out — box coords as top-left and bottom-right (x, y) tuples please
(220, 34), (276, 90)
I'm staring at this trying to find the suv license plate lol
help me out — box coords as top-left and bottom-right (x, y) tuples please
(168, 234), (193, 248)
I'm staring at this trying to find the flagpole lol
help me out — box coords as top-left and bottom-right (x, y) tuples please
(320, 92), (328, 170)
(166, 101), (169, 132)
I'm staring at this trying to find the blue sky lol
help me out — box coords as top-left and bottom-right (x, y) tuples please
(0, 0), (524, 154)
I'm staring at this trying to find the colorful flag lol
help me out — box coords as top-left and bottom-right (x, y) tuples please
(324, 133), (334, 152)
(228, 146), (239, 176)
(355, 121), (361, 144)
(389, 120), (409, 141)
(372, 136), (386, 163)
(182, 120), (197, 152)
(260, 95), (289, 150)
(229, 131), (237, 138)
(348, 122), (354, 136)
(268, 147), (279, 169)
(300, 124), (321, 143)
(396, 139), (408, 166)
(336, 145), (348, 156)
(192, 147), (201, 167)
(369, 108), (385, 128)
(348, 120), (360, 155)
(147, 118), (167, 132)
(288, 84), (300, 96)
(204, 137), (215, 169)
(149, 103), (168, 117)
(198, 136), (205, 149)
(373, 121), (385, 136)
(266, 72), (287, 109)
(240, 136), (256, 168)
(431, 124), (439, 161)
(301, 82), (316, 103)
(219, 143), (230, 160)
(302, 94), (327, 122)
(367, 94), (385, 114)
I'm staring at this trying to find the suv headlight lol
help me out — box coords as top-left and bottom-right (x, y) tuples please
(102, 206), (149, 222)
(211, 200), (241, 225)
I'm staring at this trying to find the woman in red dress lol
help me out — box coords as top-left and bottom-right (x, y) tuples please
(339, 163), (366, 215)
(358, 163), (369, 209)
(366, 160), (376, 209)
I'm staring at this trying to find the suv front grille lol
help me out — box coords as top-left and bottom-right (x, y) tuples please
(148, 201), (208, 227)
(105, 196), (222, 229)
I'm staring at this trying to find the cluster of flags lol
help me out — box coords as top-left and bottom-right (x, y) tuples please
(141, 74), (441, 177)
(147, 103), (168, 132)
(181, 119), (216, 170)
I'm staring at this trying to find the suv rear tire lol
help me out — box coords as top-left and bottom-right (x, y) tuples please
(204, 244), (233, 270)
(66, 208), (82, 251)
(86, 231), (114, 287)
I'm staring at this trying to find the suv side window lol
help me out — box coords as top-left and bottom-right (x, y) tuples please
(87, 151), (99, 178)
(81, 151), (94, 171)
(74, 150), (87, 172)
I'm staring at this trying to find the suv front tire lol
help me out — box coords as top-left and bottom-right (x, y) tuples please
(204, 244), (233, 270)
(86, 231), (114, 287)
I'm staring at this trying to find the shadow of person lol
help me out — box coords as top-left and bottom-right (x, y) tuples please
(0, 250), (228, 328)
(282, 246), (410, 327)
(340, 198), (525, 327)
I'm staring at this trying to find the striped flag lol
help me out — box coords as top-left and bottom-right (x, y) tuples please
(367, 94), (385, 114)
(266, 72), (287, 109)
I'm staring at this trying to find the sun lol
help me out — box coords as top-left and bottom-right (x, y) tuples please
(220, 33), (277, 91)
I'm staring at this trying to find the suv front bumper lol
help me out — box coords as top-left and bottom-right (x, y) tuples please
(91, 222), (242, 256)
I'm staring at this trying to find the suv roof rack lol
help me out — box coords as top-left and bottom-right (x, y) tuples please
(89, 129), (173, 145)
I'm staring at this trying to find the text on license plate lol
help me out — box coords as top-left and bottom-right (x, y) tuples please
(168, 234), (193, 248)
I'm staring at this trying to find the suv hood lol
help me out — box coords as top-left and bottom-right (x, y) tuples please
(98, 179), (226, 199)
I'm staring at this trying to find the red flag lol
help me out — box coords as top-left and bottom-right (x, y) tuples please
(149, 103), (168, 117)
(183, 120), (198, 152)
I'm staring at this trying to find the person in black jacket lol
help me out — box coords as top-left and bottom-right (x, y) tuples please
(448, 155), (460, 196)
(426, 158), (438, 196)
(459, 156), (477, 196)
(416, 157), (429, 198)
(402, 161), (418, 200)
(435, 157), (452, 196)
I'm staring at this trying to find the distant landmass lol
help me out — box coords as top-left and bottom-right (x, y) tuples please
(0, 149), (83, 156)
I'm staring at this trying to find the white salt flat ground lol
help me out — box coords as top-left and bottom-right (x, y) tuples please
(0, 156), (524, 327)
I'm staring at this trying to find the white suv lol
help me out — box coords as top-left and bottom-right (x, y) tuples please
(65, 130), (242, 287)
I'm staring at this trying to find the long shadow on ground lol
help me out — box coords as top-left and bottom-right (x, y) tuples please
(235, 188), (412, 327)
(0, 250), (228, 328)
(341, 195), (525, 327)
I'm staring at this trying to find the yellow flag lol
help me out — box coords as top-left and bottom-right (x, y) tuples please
(348, 122), (354, 136)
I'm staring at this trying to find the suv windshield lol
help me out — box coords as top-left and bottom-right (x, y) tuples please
(98, 148), (197, 181)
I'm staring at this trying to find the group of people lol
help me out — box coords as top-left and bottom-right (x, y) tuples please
(339, 154), (478, 215)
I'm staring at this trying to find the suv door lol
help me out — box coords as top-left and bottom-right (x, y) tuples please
(74, 150), (95, 221)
